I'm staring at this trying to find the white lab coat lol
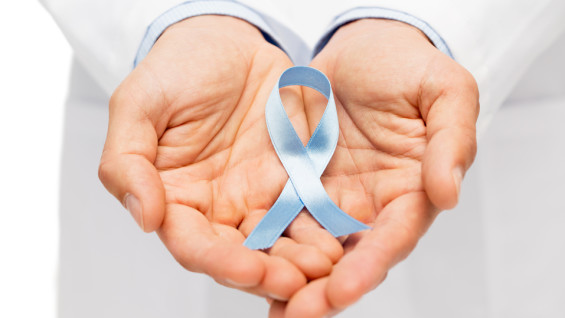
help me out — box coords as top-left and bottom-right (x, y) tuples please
(42, 0), (565, 317)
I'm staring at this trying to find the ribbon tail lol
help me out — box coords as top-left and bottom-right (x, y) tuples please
(243, 181), (304, 250)
(245, 66), (370, 249)
(309, 201), (371, 238)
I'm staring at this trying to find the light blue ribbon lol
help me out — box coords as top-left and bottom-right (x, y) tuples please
(244, 66), (370, 250)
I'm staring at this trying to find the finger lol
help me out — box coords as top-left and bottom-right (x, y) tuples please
(285, 277), (336, 318)
(420, 62), (479, 209)
(223, 253), (308, 300)
(98, 77), (166, 232)
(269, 237), (333, 280)
(238, 209), (269, 237)
(158, 203), (266, 287)
(257, 253), (307, 301)
(240, 210), (337, 277)
(284, 211), (344, 264)
(269, 300), (286, 318)
(326, 192), (439, 309)
(160, 204), (307, 297)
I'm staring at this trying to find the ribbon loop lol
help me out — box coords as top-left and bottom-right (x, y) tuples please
(244, 66), (369, 250)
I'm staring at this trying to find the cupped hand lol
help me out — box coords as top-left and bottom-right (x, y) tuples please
(272, 19), (479, 317)
(98, 16), (339, 301)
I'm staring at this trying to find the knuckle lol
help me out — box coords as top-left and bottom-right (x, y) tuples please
(461, 70), (479, 96)
(109, 84), (128, 111)
(448, 68), (478, 93)
(97, 157), (113, 186)
(440, 59), (479, 95)
(454, 68), (479, 97)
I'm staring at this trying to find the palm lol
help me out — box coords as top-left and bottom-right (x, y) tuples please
(155, 43), (310, 254)
(117, 16), (338, 298)
(308, 60), (429, 228)
(153, 33), (299, 235)
(300, 20), (444, 246)
(309, 17), (473, 252)
(272, 19), (478, 317)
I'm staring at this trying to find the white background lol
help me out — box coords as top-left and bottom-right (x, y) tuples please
(1, 2), (564, 318)
(0, 2), (71, 317)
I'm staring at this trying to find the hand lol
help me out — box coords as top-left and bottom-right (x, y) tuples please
(98, 16), (341, 300)
(271, 19), (479, 317)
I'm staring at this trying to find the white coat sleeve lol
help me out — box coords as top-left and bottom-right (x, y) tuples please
(238, 0), (565, 134)
(39, 0), (292, 96)
(39, 0), (192, 95)
(323, 1), (565, 134)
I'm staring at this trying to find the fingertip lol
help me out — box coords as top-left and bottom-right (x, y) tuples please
(135, 161), (167, 232)
(326, 257), (367, 309)
(422, 128), (473, 210)
(452, 166), (463, 202)
(158, 205), (266, 288)
(129, 159), (166, 232)
(217, 247), (267, 288)
(284, 212), (344, 264)
(269, 238), (333, 280)
(269, 300), (286, 318)
(328, 193), (436, 309)
(98, 154), (166, 232)
(421, 66), (478, 210)
(326, 244), (388, 309)
(260, 255), (307, 300)
(318, 237), (344, 264)
(326, 267), (386, 310)
(422, 160), (459, 210)
(285, 278), (333, 318)
(123, 193), (144, 230)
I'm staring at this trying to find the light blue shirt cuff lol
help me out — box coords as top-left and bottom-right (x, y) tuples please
(134, 0), (285, 67)
(313, 7), (453, 59)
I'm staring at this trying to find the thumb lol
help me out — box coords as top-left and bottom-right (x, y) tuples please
(421, 67), (479, 210)
(98, 82), (166, 232)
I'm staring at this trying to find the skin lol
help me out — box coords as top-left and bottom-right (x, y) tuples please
(270, 19), (479, 317)
(99, 15), (479, 316)
(98, 16), (340, 300)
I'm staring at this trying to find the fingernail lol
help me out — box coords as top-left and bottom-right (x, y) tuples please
(452, 168), (463, 198)
(326, 308), (342, 317)
(124, 193), (144, 231)
(225, 278), (255, 288)
(267, 293), (288, 302)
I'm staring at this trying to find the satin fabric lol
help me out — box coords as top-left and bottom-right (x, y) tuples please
(41, 0), (565, 130)
(244, 67), (368, 249)
(46, 0), (565, 316)
(58, 34), (565, 317)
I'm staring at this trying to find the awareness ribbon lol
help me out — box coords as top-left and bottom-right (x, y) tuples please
(244, 66), (370, 250)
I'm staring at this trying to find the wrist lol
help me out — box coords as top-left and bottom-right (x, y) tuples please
(142, 15), (270, 66)
(159, 15), (267, 49)
(330, 18), (432, 50)
(314, 18), (437, 74)
(135, 1), (288, 67)
(166, 15), (265, 43)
